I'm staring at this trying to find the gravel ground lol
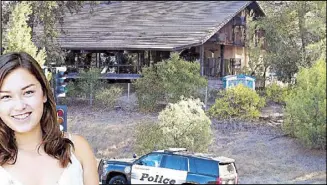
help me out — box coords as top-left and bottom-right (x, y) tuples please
(66, 98), (326, 184)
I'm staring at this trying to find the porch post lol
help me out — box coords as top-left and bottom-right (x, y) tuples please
(155, 51), (160, 63)
(141, 51), (145, 71)
(137, 52), (139, 73)
(220, 45), (225, 77)
(96, 52), (100, 68)
(148, 50), (151, 66)
(200, 45), (204, 76)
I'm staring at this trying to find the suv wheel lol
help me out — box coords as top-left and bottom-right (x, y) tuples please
(108, 175), (127, 184)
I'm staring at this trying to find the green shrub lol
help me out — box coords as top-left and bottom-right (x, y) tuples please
(283, 58), (326, 149)
(134, 97), (213, 154)
(134, 66), (164, 112)
(66, 80), (85, 98)
(207, 88), (220, 102)
(134, 121), (164, 155)
(265, 82), (289, 104)
(95, 86), (123, 108)
(65, 68), (105, 100)
(134, 52), (207, 112)
(158, 97), (213, 152)
(78, 68), (105, 97)
(208, 84), (266, 120)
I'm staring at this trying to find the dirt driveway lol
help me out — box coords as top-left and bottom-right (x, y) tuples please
(67, 103), (326, 184)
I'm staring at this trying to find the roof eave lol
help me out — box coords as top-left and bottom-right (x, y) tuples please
(172, 42), (203, 52)
(255, 1), (266, 16)
(200, 1), (253, 45)
(60, 46), (175, 51)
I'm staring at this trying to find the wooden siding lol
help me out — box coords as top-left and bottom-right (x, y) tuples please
(207, 9), (248, 46)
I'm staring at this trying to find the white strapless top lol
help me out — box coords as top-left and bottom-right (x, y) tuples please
(0, 134), (84, 185)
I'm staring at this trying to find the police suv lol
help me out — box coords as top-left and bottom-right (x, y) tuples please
(98, 148), (238, 184)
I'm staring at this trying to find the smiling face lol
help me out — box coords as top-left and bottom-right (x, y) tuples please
(0, 67), (47, 133)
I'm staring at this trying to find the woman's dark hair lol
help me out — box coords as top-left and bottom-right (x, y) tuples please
(0, 52), (74, 167)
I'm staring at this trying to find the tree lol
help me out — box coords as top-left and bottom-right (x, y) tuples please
(283, 58), (326, 149)
(304, 1), (326, 61)
(255, 1), (326, 150)
(4, 1), (46, 67)
(29, 1), (99, 65)
(245, 2), (300, 83)
(243, 10), (272, 87)
(247, 1), (327, 83)
(134, 52), (208, 112)
(2, 1), (100, 65)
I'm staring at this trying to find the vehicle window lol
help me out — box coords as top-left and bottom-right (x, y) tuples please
(219, 163), (236, 176)
(136, 153), (163, 167)
(161, 155), (188, 171)
(189, 158), (218, 176)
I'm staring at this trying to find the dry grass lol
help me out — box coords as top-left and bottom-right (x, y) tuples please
(67, 103), (157, 158)
(66, 102), (326, 184)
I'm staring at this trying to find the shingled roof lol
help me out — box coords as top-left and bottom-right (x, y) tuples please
(56, 1), (263, 51)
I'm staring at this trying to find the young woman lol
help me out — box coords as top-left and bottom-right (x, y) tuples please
(0, 52), (99, 185)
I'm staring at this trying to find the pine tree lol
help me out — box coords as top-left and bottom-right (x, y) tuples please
(4, 1), (46, 67)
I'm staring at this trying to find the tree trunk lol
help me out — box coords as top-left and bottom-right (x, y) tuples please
(297, 2), (308, 66)
(262, 66), (268, 89)
(29, 8), (35, 40)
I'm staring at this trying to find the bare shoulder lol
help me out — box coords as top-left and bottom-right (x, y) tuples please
(62, 132), (91, 149)
(71, 134), (91, 150)
(67, 133), (99, 184)
(67, 133), (96, 164)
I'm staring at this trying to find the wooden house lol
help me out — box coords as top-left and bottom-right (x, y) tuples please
(41, 1), (265, 80)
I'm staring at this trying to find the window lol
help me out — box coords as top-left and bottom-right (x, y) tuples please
(189, 158), (218, 176)
(219, 163), (236, 176)
(136, 153), (163, 167)
(161, 155), (188, 171)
